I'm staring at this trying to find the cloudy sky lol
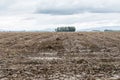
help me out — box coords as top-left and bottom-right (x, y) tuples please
(0, 0), (120, 31)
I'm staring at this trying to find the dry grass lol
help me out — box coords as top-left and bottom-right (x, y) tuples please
(0, 32), (120, 80)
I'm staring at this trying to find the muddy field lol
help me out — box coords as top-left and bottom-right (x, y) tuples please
(0, 32), (120, 80)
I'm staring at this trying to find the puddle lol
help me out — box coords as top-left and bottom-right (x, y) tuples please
(28, 57), (62, 60)
(40, 52), (57, 55)
(109, 75), (120, 80)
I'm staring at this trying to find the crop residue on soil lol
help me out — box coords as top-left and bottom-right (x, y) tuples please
(0, 32), (120, 80)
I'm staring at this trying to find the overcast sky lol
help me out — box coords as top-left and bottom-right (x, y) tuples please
(0, 0), (120, 31)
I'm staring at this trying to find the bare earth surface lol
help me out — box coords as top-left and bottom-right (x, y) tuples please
(0, 32), (120, 80)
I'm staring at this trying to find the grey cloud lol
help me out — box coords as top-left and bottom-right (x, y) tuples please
(0, 0), (37, 15)
(0, 0), (15, 14)
(36, 0), (120, 15)
(36, 9), (81, 15)
(0, 0), (120, 31)
(1, 0), (120, 15)
(37, 7), (120, 15)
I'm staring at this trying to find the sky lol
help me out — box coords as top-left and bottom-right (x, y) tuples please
(0, 0), (120, 31)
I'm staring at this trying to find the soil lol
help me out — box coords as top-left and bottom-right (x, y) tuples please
(0, 32), (120, 80)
